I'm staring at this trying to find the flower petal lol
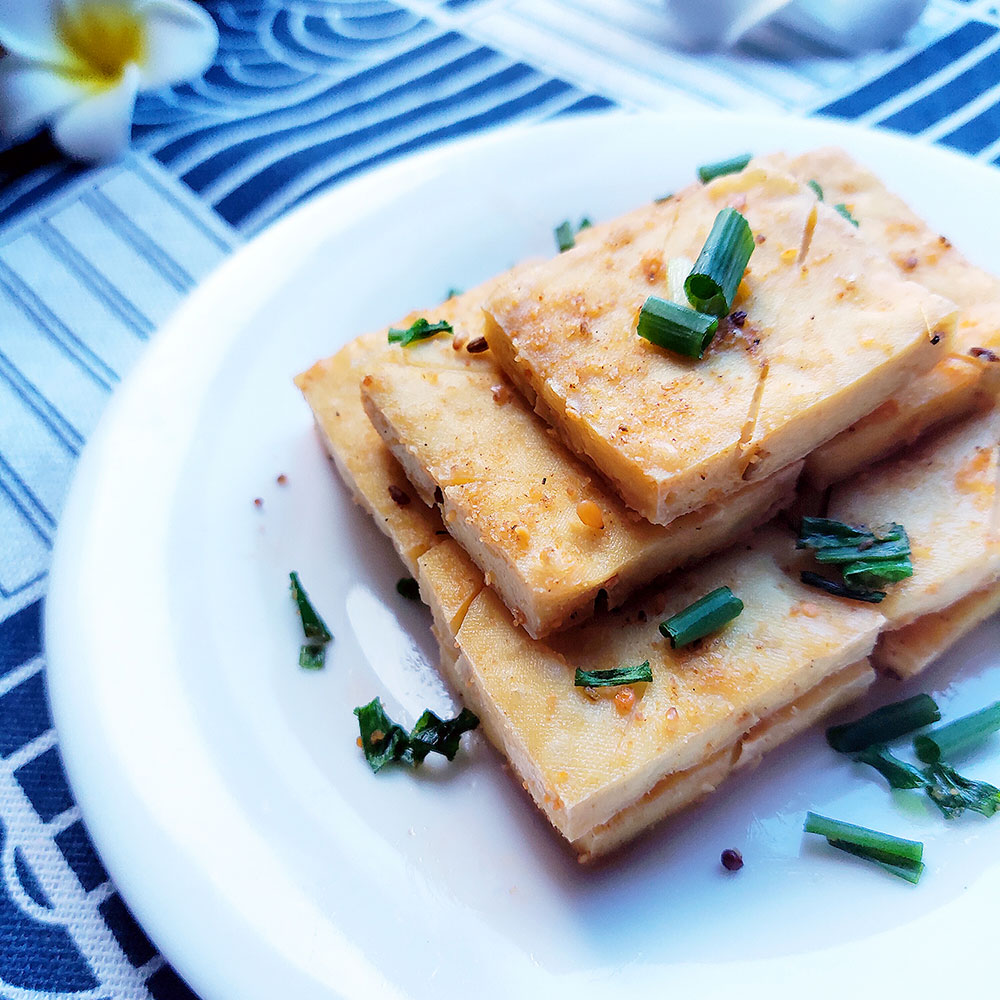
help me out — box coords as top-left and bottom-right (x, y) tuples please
(0, 57), (81, 140)
(50, 61), (140, 161)
(0, 0), (61, 61)
(135, 0), (218, 89)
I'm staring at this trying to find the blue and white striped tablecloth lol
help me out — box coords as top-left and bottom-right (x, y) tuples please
(4, 1), (1000, 996)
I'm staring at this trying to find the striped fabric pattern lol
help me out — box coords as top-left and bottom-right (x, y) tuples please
(2, 1), (1000, 997)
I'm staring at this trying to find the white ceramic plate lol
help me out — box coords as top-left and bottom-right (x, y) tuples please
(47, 112), (1000, 1000)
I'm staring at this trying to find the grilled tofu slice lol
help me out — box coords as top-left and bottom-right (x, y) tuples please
(775, 148), (1000, 486)
(420, 529), (883, 853)
(362, 361), (800, 637)
(825, 405), (1000, 630)
(484, 162), (953, 524)
(294, 282), (502, 572)
(575, 659), (874, 861)
(873, 582), (1000, 680)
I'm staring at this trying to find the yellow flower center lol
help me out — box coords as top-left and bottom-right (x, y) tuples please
(56, 1), (146, 85)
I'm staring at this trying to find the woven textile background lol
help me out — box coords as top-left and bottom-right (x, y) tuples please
(3, 1), (1000, 996)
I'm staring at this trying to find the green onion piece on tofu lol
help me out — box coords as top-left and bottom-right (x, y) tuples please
(654, 192), (674, 205)
(636, 296), (719, 359)
(659, 586), (743, 649)
(575, 661), (653, 688)
(388, 318), (453, 347)
(834, 203), (859, 227)
(799, 571), (885, 604)
(289, 571), (332, 670)
(803, 812), (923, 882)
(578, 217), (592, 230)
(798, 517), (912, 589)
(808, 179), (824, 201)
(914, 700), (1000, 763)
(555, 220), (575, 252)
(827, 693), (940, 753)
(854, 745), (928, 789)
(697, 153), (752, 183)
(353, 698), (479, 772)
(923, 762), (1000, 819)
(684, 208), (755, 317)
(396, 577), (420, 601)
(446, 287), (462, 300)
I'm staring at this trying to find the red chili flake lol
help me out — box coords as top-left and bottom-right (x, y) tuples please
(253, 497), (263, 509)
(388, 484), (411, 506)
(721, 848), (744, 872)
(729, 310), (747, 327)
(970, 347), (999, 362)
(466, 337), (489, 354)
(276, 474), (288, 486)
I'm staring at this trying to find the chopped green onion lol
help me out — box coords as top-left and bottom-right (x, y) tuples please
(800, 571), (885, 603)
(803, 813), (922, 862)
(575, 661), (653, 688)
(854, 745), (927, 789)
(659, 586), (743, 649)
(408, 708), (480, 763)
(555, 220), (575, 252)
(924, 762), (1000, 819)
(353, 698), (479, 772)
(354, 698), (412, 772)
(697, 153), (752, 184)
(826, 839), (924, 883)
(298, 645), (326, 671)
(578, 217), (592, 230)
(798, 517), (912, 590)
(654, 192), (674, 205)
(446, 287), (462, 300)
(396, 577), (421, 601)
(388, 318), (453, 347)
(289, 571), (333, 670)
(636, 296), (719, 359)
(807, 179), (824, 201)
(842, 560), (913, 588)
(827, 693), (940, 753)
(834, 203), (859, 227)
(914, 700), (1000, 763)
(684, 208), (755, 317)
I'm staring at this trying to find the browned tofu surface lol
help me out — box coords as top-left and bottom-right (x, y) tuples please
(425, 528), (883, 845)
(826, 406), (1000, 629)
(484, 162), (952, 524)
(362, 359), (799, 637)
(873, 582), (1000, 680)
(777, 148), (1000, 486)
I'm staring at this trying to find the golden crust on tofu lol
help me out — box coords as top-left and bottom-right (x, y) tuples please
(421, 529), (884, 849)
(804, 354), (987, 488)
(484, 163), (953, 524)
(574, 659), (874, 862)
(826, 406), (1000, 630)
(873, 582), (1000, 680)
(773, 148), (1000, 486)
(293, 283), (499, 573)
(362, 361), (800, 637)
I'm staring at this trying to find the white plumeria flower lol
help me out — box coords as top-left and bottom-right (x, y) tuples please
(0, 0), (218, 161)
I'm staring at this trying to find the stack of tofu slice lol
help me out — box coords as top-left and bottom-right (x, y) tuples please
(297, 150), (1000, 862)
